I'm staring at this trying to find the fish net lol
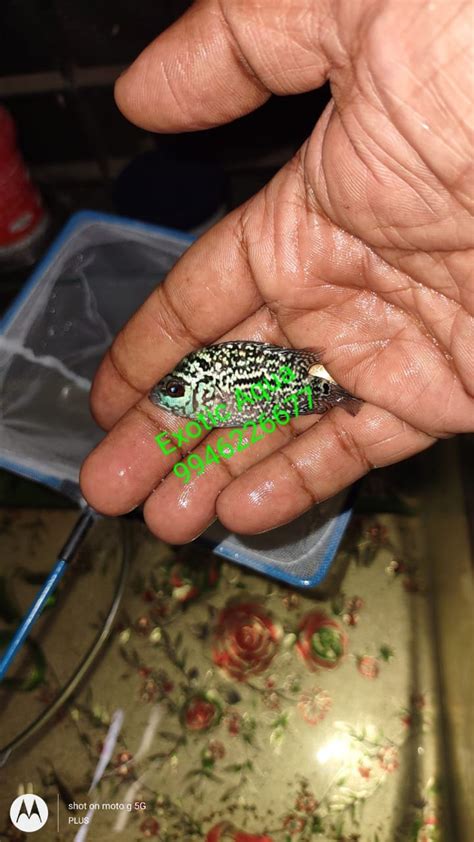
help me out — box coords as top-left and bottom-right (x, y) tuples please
(0, 212), (351, 587)
(0, 213), (188, 492)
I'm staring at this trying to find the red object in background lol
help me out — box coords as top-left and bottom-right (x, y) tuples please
(0, 105), (45, 248)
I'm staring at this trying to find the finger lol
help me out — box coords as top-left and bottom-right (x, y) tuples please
(90, 206), (263, 430)
(215, 406), (435, 534)
(115, 0), (332, 132)
(142, 409), (317, 543)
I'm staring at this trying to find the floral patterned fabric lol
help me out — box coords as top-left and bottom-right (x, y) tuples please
(0, 485), (443, 841)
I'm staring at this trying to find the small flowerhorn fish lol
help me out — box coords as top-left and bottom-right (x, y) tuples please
(149, 341), (362, 427)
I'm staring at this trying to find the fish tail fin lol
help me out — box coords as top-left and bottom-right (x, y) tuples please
(342, 396), (363, 417)
(331, 386), (363, 417)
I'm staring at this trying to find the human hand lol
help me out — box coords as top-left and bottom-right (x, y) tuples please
(80, 0), (473, 539)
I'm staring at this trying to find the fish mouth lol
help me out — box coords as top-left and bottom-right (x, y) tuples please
(149, 385), (162, 406)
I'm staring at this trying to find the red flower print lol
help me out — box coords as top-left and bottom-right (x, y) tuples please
(183, 694), (222, 731)
(208, 739), (226, 760)
(206, 823), (273, 842)
(282, 593), (300, 610)
(342, 596), (364, 626)
(357, 656), (380, 679)
(403, 576), (422, 593)
(295, 792), (318, 813)
(297, 687), (332, 724)
(296, 612), (347, 671)
(386, 559), (407, 577)
(358, 763), (372, 779)
(135, 615), (152, 635)
(283, 814), (306, 834)
(226, 711), (241, 735)
(401, 693), (426, 729)
(114, 750), (133, 778)
(263, 690), (281, 711)
(378, 745), (399, 773)
(411, 693), (426, 709)
(140, 817), (160, 837)
(212, 602), (282, 681)
(140, 677), (158, 703)
(169, 558), (220, 603)
(366, 523), (388, 544)
(169, 568), (184, 587)
(169, 564), (198, 601)
(173, 582), (199, 602)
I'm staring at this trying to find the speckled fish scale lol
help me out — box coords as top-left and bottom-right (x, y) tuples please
(149, 341), (361, 426)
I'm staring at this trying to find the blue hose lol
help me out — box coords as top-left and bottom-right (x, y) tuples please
(0, 506), (97, 682)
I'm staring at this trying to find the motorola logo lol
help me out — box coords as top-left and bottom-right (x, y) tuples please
(9, 794), (49, 832)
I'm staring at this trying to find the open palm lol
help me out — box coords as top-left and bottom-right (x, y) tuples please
(80, 0), (473, 540)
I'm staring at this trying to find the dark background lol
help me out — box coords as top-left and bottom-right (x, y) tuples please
(1, 0), (330, 179)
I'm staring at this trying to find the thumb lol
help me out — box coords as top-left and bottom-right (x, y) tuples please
(115, 0), (333, 132)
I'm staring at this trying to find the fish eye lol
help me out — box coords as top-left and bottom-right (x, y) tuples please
(165, 379), (185, 398)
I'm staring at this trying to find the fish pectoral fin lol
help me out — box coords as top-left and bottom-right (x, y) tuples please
(308, 363), (337, 383)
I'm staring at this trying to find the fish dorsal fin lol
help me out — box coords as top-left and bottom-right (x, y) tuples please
(259, 344), (323, 364)
(297, 346), (323, 365)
